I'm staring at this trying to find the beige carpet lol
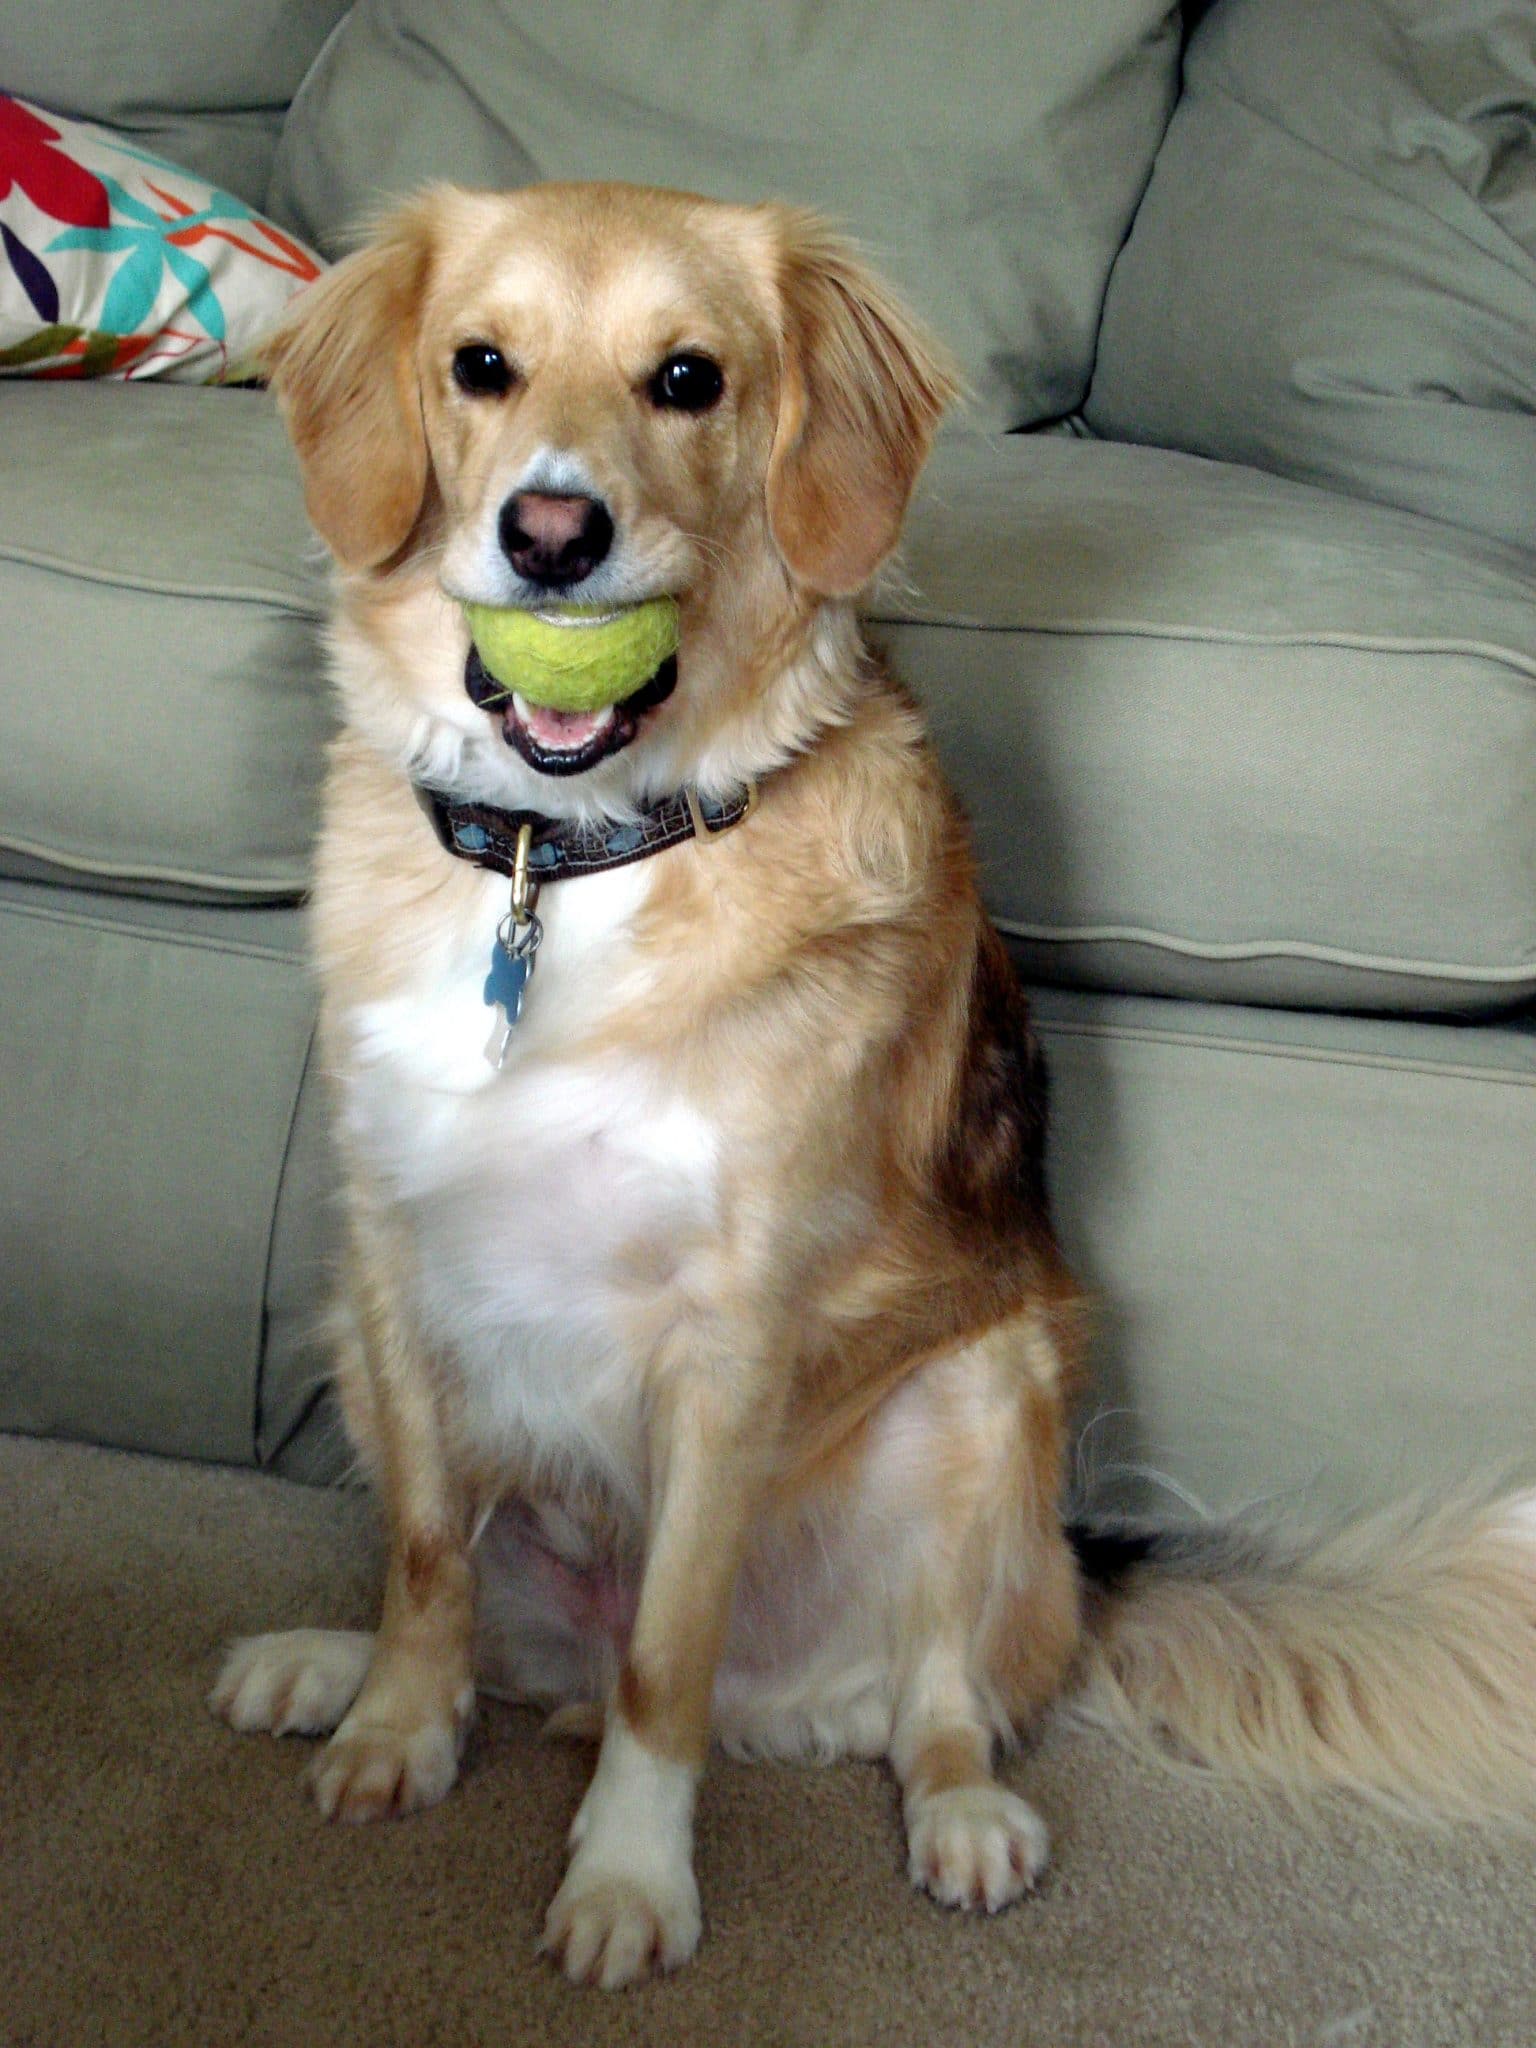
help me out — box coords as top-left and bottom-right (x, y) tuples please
(6, 1431), (1536, 2048)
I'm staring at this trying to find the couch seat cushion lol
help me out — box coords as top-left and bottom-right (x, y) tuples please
(0, 877), (323, 1465)
(0, 384), (328, 903)
(12, 396), (1534, 1008)
(878, 433), (1536, 1016)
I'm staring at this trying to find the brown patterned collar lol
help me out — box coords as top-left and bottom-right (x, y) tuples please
(417, 780), (758, 884)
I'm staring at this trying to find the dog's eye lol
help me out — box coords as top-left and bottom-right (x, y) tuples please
(452, 342), (514, 398)
(648, 353), (724, 414)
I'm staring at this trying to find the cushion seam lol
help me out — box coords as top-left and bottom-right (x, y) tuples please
(871, 614), (1536, 682)
(253, 1016), (323, 1469)
(0, 541), (323, 615)
(0, 888), (307, 962)
(997, 919), (1536, 987)
(0, 833), (308, 903)
(1035, 1015), (1536, 1089)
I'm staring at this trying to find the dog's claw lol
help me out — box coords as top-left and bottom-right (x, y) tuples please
(906, 1784), (1050, 1913)
(541, 1866), (702, 1990)
(309, 1716), (462, 1824)
(209, 1630), (373, 1738)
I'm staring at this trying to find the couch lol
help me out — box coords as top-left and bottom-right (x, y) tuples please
(2, 0), (1532, 1516)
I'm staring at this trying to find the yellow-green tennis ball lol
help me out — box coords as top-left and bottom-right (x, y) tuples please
(464, 598), (680, 713)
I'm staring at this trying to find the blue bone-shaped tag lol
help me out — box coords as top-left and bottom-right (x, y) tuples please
(484, 943), (530, 1027)
(482, 908), (541, 1068)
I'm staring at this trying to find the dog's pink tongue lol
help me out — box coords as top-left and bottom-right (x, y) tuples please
(517, 700), (612, 751)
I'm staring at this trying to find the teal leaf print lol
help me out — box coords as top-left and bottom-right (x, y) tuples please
(46, 173), (222, 340)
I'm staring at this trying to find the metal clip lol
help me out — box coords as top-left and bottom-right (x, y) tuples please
(510, 820), (540, 926)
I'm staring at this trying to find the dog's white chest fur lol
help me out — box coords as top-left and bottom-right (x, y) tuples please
(339, 860), (718, 1501)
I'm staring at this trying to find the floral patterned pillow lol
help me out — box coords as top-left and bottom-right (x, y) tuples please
(0, 94), (324, 382)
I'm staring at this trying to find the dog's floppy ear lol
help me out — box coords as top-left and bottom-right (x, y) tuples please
(764, 212), (960, 599)
(263, 203), (435, 571)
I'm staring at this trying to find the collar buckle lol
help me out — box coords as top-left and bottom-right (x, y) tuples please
(684, 780), (759, 844)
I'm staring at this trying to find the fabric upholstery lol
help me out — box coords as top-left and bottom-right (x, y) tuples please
(1033, 986), (1536, 1517)
(0, 0), (353, 204)
(9, 392), (1534, 1014)
(0, 879), (321, 1464)
(884, 433), (1536, 1016)
(1083, 0), (1536, 554)
(0, 384), (327, 902)
(266, 0), (1181, 432)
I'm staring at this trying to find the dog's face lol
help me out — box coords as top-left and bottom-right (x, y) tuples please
(267, 183), (956, 815)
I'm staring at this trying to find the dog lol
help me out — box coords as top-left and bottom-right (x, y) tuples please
(211, 182), (1536, 1990)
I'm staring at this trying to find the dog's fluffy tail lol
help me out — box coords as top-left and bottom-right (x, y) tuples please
(1067, 1490), (1536, 1822)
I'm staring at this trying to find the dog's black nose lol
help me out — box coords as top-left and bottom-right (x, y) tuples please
(499, 492), (614, 588)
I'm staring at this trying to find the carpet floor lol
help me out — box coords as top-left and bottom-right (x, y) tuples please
(5, 1430), (1536, 2048)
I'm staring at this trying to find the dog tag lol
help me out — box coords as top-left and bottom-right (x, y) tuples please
(483, 911), (542, 1067)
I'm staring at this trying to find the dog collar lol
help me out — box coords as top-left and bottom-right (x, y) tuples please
(418, 780), (758, 884)
(417, 779), (757, 1068)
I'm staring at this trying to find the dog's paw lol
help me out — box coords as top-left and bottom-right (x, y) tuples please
(208, 1629), (373, 1737)
(309, 1701), (469, 1824)
(906, 1782), (1050, 1913)
(540, 1858), (702, 1991)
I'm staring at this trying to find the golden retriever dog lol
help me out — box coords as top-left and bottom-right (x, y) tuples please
(211, 182), (1536, 1990)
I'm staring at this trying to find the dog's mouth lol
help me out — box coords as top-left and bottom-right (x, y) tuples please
(464, 648), (678, 777)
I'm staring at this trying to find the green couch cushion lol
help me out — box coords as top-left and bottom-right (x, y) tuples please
(0, 385), (328, 904)
(1082, 0), (1536, 555)
(266, 0), (1180, 434)
(0, 879), (319, 1465)
(878, 433), (1536, 1016)
(0, 0), (353, 205)
(1034, 987), (1536, 1518)
(9, 396), (1534, 998)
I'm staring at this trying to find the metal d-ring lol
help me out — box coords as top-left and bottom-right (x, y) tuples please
(510, 821), (541, 927)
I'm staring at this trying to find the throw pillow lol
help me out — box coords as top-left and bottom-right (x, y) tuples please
(0, 94), (324, 382)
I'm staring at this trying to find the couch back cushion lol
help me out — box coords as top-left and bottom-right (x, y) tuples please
(1084, 0), (1536, 554)
(0, 0), (353, 206)
(266, 0), (1180, 433)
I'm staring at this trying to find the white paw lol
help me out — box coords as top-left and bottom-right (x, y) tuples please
(309, 1708), (465, 1824)
(208, 1630), (373, 1737)
(542, 1717), (703, 1987)
(541, 1857), (702, 1990)
(906, 1783), (1050, 1913)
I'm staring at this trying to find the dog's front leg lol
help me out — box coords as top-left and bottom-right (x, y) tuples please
(541, 1327), (780, 1989)
(308, 1227), (477, 1824)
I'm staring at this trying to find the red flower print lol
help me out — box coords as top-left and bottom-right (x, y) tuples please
(0, 95), (109, 229)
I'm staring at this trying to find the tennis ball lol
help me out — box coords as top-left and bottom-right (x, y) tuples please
(463, 598), (680, 713)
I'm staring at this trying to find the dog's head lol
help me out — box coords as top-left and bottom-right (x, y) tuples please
(267, 182), (957, 816)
